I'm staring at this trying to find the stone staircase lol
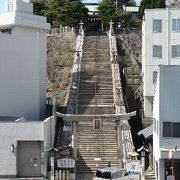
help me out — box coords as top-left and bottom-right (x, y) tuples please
(76, 34), (119, 178)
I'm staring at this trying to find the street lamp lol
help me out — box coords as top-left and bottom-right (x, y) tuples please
(137, 145), (149, 180)
(71, 83), (78, 114)
(128, 147), (139, 160)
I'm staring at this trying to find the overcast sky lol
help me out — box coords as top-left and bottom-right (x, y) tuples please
(0, 0), (141, 13)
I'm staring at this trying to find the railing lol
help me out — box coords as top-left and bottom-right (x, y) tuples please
(108, 21), (134, 167)
(134, 85), (143, 101)
(57, 25), (84, 149)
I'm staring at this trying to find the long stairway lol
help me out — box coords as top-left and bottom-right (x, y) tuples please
(76, 33), (119, 178)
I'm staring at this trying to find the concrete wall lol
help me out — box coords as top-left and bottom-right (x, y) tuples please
(0, 32), (46, 120)
(0, 121), (44, 177)
(0, 0), (50, 120)
(0, 116), (55, 177)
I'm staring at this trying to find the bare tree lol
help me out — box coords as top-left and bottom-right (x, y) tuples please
(166, 0), (180, 7)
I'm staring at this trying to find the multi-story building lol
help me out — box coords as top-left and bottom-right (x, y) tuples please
(153, 65), (180, 180)
(0, 0), (50, 120)
(0, 0), (55, 178)
(142, 8), (180, 124)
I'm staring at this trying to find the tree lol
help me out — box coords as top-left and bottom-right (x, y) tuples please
(98, 0), (133, 29)
(58, 2), (88, 27)
(31, 0), (47, 16)
(138, 0), (165, 19)
(32, 0), (89, 28)
(98, 0), (118, 27)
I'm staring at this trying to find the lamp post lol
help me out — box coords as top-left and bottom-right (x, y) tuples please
(128, 147), (139, 160)
(137, 145), (149, 180)
(79, 20), (84, 35)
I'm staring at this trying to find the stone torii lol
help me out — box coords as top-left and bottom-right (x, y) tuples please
(56, 111), (136, 121)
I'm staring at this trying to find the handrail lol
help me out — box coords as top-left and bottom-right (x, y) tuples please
(108, 21), (134, 166)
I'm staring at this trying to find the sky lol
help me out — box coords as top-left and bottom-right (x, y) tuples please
(0, 0), (141, 13)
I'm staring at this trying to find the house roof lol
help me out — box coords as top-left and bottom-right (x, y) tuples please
(138, 125), (153, 139)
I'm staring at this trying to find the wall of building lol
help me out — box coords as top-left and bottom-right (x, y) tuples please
(159, 66), (180, 149)
(142, 8), (180, 118)
(0, 0), (50, 120)
(0, 121), (44, 177)
(0, 116), (55, 177)
(0, 32), (46, 120)
(153, 66), (180, 179)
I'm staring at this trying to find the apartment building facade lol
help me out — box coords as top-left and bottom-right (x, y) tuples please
(142, 8), (180, 123)
(153, 65), (180, 180)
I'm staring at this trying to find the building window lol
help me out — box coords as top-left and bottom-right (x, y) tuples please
(172, 45), (180, 58)
(153, 45), (162, 58)
(153, 71), (157, 84)
(172, 19), (180, 31)
(172, 123), (180, 137)
(163, 122), (180, 137)
(153, 19), (162, 32)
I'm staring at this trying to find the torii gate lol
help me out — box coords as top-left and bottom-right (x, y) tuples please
(57, 111), (136, 121)
(56, 111), (136, 167)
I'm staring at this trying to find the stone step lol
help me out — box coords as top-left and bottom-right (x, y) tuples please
(79, 84), (113, 89)
(80, 80), (113, 84)
(76, 34), (118, 175)
(78, 100), (114, 105)
(78, 106), (115, 115)
(78, 95), (114, 100)
(79, 91), (113, 96)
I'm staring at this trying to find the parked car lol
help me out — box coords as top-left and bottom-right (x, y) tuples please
(95, 166), (127, 180)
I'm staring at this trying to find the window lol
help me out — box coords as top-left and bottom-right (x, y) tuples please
(153, 45), (162, 58)
(153, 19), (162, 32)
(172, 19), (180, 31)
(172, 123), (180, 137)
(163, 122), (180, 137)
(163, 122), (171, 137)
(172, 45), (180, 58)
(153, 71), (157, 84)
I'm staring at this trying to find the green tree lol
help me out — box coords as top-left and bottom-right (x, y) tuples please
(138, 0), (165, 19)
(98, 0), (133, 29)
(32, 0), (89, 28)
(31, 0), (47, 16)
(59, 2), (88, 27)
(98, 0), (118, 27)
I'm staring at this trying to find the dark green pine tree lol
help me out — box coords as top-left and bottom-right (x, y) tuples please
(32, 0), (89, 28)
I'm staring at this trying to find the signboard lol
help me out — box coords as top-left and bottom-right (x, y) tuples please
(128, 174), (140, 180)
(57, 158), (75, 169)
(126, 160), (140, 173)
(167, 176), (175, 180)
(93, 119), (103, 131)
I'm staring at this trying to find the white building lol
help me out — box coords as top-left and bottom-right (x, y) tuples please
(0, 0), (55, 178)
(153, 65), (180, 180)
(0, 116), (55, 178)
(142, 8), (180, 124)
(0, 0), (50, 120)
